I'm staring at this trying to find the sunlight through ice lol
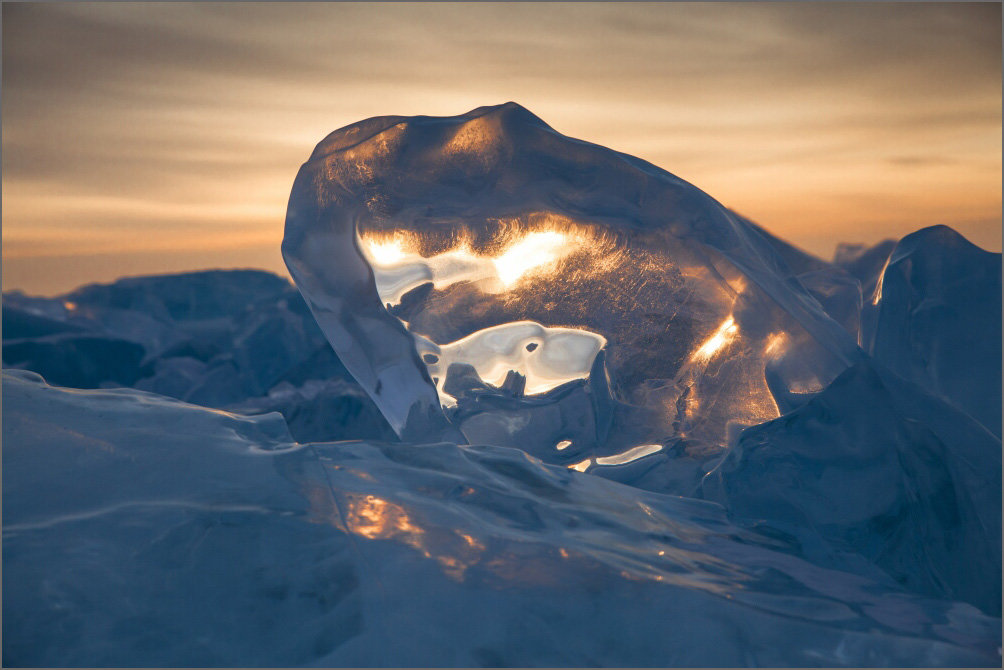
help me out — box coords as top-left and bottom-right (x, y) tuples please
(361, 229), (577, 304)
(492, 231), (567, 286)
(366, 237), (407, 265)
(691, 316), (738, 363)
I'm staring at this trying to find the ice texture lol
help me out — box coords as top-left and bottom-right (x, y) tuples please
(282, 102), (862, 457)
(703, 361), (1002, 616)
(4, 370), (1001, 667)
(4, 103), (1001, 667)
(865, 225), (1002, 437)
(2, 270), (394, 443)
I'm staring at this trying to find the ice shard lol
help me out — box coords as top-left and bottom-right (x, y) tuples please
(865, 225), (1002, 437)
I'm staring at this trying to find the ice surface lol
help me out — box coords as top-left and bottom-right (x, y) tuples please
(865, 225), (1002, 437)
(282, 102), (862, 456)
(4, 103), (1001, 667)
(415, 320), (606, 405)
(703, 360), (1002, 615)
(4, 370), (1000, 667)
(2, 270), (392, 443)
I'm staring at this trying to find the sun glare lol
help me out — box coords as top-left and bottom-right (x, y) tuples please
(492, 231), (570, 286)
(365, 237), (408, 266)
(764, 332), (787, 357)
(360, 227), (581, 302)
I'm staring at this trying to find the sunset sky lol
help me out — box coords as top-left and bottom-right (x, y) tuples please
(3, 2), (1001, 295)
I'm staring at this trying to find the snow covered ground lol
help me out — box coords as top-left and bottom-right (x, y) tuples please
(3, 103), (1000, 666)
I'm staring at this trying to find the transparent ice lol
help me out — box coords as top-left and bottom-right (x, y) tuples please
(2, 103), (1000, 667)
(282, 103), (868, 468)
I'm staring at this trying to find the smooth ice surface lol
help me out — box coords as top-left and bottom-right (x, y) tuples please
(866, 225), (1002, 437)
(414, 320), (606, 405)
(3, 370), (1001, 667)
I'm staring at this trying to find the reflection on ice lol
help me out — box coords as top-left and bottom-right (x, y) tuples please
(492, 230), (569, 287)
(360, 228), (584, 305)
(690, 316), (738, 363)
(594, 443), (663, 466)
(343, 492), (486, 582)
(566, 443), (665, 473)
(763, 332), (788, 357)
(415, 320), (606, 404)
(345, 494), (423, 540)
(4, 370), (1002, 665)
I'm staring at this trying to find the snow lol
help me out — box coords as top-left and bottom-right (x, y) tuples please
(3, 102), (1000, 666)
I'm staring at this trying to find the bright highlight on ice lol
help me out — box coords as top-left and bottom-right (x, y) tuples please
(594, 443), (664, 466)
(366, 237), (407, 265)
(764, 332), (787, 357)
(492, 231), (567, 287)
(566, 444), (664, 472)
(359, 229), (580, 305)
(415, 321), (607, 406)
(691, 316), (739, 363)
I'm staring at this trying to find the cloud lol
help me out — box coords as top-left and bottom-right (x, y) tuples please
(2, 2), (1000, 294)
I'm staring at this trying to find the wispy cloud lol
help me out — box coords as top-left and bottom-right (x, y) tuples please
(3, 2), (1000, 294)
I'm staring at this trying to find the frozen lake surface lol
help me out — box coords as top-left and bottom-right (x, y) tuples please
(3, 103), (1000, 666)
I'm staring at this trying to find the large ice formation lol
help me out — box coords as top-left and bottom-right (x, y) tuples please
(3, 103), (1000, 667)
(3, 370), (1000, 667)
(281, 103), (865, 456)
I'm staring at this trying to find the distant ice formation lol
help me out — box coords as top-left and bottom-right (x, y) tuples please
(3, 103), (1000, 667)
(1, 270), (395, 443)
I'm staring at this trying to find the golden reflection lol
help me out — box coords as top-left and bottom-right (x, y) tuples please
(568, 458), (592, 472)
(458, 532), (485, 551)
(871, 255), (893, 306)
(63, 300), (77, 311)
(365, 236), (407, 265)
(764, 332), (788, 357)
(491, 230), (569, 287)
(346, 494), (424, 540)
(342, 493), (488, 582)
(358, 221), (599, 302)
(690, 315), (739, 363)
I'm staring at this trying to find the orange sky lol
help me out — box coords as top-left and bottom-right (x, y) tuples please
(3, 2), (1001, 295)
